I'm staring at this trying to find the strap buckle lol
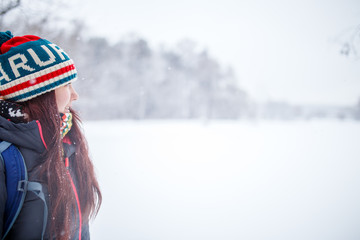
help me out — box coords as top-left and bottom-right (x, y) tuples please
(17, 180), (28, 192)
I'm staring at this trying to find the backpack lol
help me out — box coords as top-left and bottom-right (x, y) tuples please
(0, 141), (48, 240)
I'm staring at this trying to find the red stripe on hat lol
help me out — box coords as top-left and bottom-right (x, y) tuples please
(1, 35), (41, 54)
(0, 64), (75, 96)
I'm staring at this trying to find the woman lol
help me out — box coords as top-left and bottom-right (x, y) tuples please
(0, 31), (102, 239)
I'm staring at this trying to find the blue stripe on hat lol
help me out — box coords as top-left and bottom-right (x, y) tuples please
(7, 73), (77, 102)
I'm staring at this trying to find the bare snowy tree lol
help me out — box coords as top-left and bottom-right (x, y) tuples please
(0, 0), (21, 16)
(0, 0), (21, 28)
(339, 24), (360, 59)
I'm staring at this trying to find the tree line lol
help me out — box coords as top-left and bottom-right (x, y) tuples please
(0, 0), (253, 120)
(1, 0), (359, 121)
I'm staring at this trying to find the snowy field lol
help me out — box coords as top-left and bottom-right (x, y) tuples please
(84, 120), (360, 240)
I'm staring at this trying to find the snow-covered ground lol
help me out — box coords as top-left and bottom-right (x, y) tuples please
(85, 120), (360, 240)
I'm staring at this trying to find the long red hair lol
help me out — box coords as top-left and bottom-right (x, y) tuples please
(21, 90), (102, 239)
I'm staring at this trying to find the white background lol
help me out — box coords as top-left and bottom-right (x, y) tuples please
(86, 120), (360, 239)
(76, 0), (360, 105)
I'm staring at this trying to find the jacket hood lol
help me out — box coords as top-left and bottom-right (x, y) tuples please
(0, 115), (46, 152)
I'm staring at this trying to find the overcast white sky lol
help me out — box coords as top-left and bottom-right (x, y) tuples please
(76, 0), (360, 106)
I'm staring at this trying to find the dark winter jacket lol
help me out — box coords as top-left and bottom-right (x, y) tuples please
(0, 115), (89, 239)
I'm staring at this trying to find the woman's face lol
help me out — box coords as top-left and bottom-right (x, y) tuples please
(55, 83), (79, 114)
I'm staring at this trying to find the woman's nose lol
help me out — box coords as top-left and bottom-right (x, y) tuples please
(70, 85), (79, 101)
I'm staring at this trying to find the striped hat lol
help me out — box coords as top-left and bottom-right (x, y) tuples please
(0, 31), (77, 102)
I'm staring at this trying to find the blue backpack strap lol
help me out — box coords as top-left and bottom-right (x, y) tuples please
(0, 141), (48, 240)
(27, 182), (47, 240)
(0, 141), (28, 240)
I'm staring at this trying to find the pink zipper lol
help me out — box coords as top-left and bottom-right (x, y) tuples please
(36, 120), (48, 150)
(66, 163), (82, 240)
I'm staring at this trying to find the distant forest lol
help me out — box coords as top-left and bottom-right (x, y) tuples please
(1, 0), (359, 121)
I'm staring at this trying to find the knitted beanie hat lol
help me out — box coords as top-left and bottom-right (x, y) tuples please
(0, 31), (77, 102)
